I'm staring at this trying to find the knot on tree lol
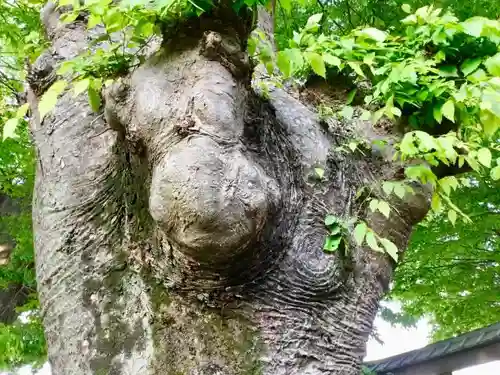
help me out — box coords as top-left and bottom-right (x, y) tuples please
(103, 44), (284, 277)
(200, 31), (251, 79)
(149, 136), (280, 264)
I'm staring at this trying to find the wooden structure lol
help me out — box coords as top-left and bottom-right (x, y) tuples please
(365, 322), (500, 375)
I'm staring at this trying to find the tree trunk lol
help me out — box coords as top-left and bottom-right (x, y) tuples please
(29, 3), (431, 375)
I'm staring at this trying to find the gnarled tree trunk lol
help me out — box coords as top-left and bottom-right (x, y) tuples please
(29, 3), (431, 375)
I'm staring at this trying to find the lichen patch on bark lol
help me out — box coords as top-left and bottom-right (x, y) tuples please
(150, 285), (264, 375)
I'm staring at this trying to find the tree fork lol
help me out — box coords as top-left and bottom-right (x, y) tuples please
(29, 2), (431, 374)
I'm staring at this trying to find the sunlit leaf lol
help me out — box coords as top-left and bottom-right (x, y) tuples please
(73, 78), (90, 97)
(353, 222), (367, 246)
(377, 200), (391, 218)
(88, 85), (102, 112)
(491, 166), (500, 180)
(484, 53), (500, 77)
(382, 182), (394, 196)
(39, 80), (67, 121)
(314, 167), (325, 179)
(448, 209), (457, 225)
(401, 4), (412, 13)
(340, 105), (354, 120)
(461, 17), (488, 37)
(305, 52), (326, 78)
(323, 53), (341, 67)
(366, 231), (381, 251)
(442, 100), (455, 122)
(305, 13), (322, 30)
(380, 238), (398, 261)
(394, 184), (406, 199)
(477, 148), (492, 167)
(3, 118), (20, 140)
(369, 199), (379, 212)
(460, 58), (482, 76)
(358, 27), (387, 42)
(324, 215), (338, 226)
(348, 61), (365, 77)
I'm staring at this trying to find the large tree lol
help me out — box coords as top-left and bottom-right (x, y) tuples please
(2, 0), (499, 374)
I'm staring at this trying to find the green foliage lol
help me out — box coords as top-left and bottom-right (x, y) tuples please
(274, 0), (500, 48)
(389, 175), (500, 340)
(265, 7), (500, 227)
(0, 312), (46, 369)
(0, 111), (42, 368)
(323, 215), (346, 252)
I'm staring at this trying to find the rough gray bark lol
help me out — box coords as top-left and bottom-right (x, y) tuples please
(29, 3), (431, 375)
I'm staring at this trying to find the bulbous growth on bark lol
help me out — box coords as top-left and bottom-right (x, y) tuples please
(28, 3), (431, 375)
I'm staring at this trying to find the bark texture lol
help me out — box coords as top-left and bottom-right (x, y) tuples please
(29, 3), (431, 375)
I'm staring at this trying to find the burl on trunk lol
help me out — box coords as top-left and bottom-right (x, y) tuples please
(28, 3), (430, 375)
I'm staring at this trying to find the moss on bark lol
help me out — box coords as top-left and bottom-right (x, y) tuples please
(150, 283), (263, 375)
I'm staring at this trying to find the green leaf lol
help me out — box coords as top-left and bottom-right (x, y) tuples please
(87, 14), (101, 29)
(276, 51), (291, 77)
(468, 68), (488, 83)
(323, 235), (342, 252)
(448, 209), (457, 226)
(3, 118), (20, 140)
(353, 222), (367, 246)
(439, 66), (458, 77)
(348, 61), (365, 77)
(439, 176), (459, 195)
(477, 148), (492, 167)
(401, 4), (412, 13)
(360, 109), (371, 121)
(247, 37), (257, 56)
(460, 58), (482, 76)
(330, 226), (341, 235)
(366, 231), (381, 251)
(323, 53), (341, 67)
(405, 165), (436, 185)
(377, 200), (391, 218)
(491, 166), (500, 180)
(340, 105), (354, 120)
(480, 109), (499, 137)
(394, 184), (406, 199)
(461, 17), (488, 37)
(39, 80), (67, 121)
(369, 199), (379, 212)
(324, 215), (338, 226)
(466, 155), (481, 172)
(380, 238), (399, 261)
(306, 13), (323, 30)
(305, 52), (326, 78)
(433, 103), (443, 123)
(359, 27), (387, 42)
(15, 103), (30, 118)
(88, 85), (102, 112)
(382, 181), (394, 195)
(431, 193), (441, 212)
(280, 0), (292, 13)
(314, 167), (325, 179)
(484, 53), (500, 77)
(391, 107), (402, 117)
(73, 78), (90, 97)
(442, 100), (455, 122)
(346, 89), (357, 105)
